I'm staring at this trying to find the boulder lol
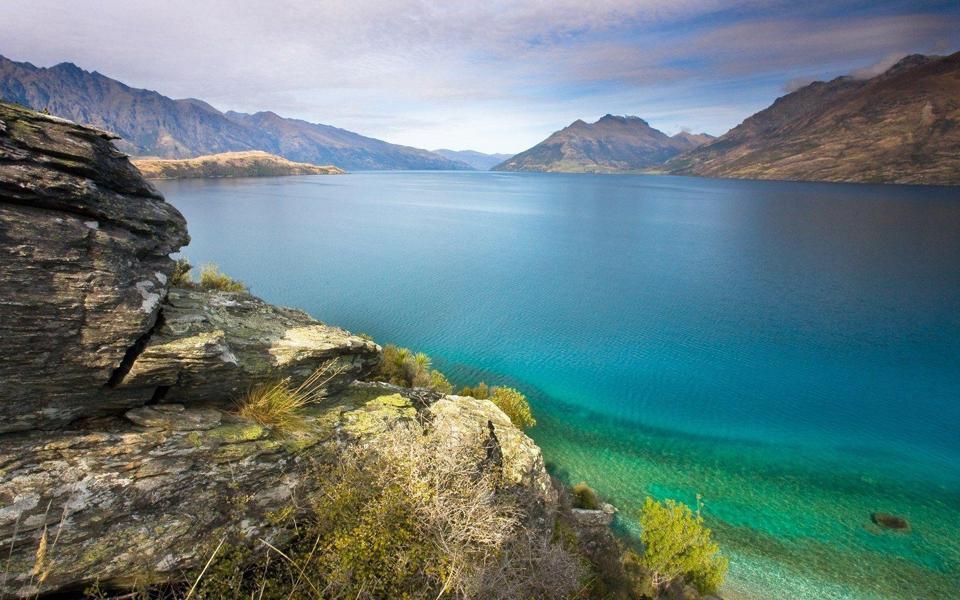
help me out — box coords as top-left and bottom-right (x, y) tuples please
(0, 101), (188, 432)
(113, 287), (381, 407)
(0, 384), (554, 597)
(571, 503), (618, 529)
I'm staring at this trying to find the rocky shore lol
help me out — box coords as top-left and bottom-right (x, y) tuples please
(0, 102), (554, 597)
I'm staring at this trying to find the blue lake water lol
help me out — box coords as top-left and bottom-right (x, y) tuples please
(157, 172), (960, 599)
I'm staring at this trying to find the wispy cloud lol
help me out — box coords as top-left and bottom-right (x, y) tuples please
(1, 0), (958, 152)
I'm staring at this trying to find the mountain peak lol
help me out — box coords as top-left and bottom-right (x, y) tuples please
(51, 61), (84, 74)
(494, 114), (686, 173)
(597, 114), (648, 126)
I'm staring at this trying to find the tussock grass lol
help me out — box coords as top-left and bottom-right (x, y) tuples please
(237, 362), (346, 434)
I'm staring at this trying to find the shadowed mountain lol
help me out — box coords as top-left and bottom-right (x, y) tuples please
(493, 115), (711, 173)
(0, 55), (470, 171)
(666, 52), (960, 185)
(432, 149), (513, 170)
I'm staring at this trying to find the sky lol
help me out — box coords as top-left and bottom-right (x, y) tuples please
(2, 1), (958, 153)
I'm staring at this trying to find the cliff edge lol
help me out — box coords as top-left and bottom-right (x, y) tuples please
(0, 102), (556, 597)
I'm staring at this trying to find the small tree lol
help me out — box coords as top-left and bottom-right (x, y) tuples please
(638, 497), (727, 595)
(198, 263), (246, 292)
(170, 257), (193, 287)
(490, 387), (536, 430)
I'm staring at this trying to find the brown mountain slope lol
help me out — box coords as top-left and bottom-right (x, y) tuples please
(132, 151), (344, 179)
(666, 52), (960, 185)
(493, 115), (712, 173)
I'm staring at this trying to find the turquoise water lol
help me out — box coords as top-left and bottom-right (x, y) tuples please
(158, 172), (960, 599)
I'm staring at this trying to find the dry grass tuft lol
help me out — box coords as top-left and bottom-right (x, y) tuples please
(237, 362), (347, 434)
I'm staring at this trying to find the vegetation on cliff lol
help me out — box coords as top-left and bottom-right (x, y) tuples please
(373, 344), (454, 393)
(186, 424), (584, 600)
(637, 497), (728, 596)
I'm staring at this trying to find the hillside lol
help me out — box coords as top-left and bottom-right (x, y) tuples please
(432, 149), (513, 170)
(0, 55), (469, 171)
(132, 151), (345, 179)
(666, 52), (960, 185)
(493, 115), (712, 173)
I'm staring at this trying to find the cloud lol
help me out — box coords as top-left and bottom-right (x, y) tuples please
(850, 53), (908, 79)
(1, 0), (958, 152)
(783, 77), (817, 93)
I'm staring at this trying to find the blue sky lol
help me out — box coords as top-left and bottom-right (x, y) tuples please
(2, 0), (958, 153)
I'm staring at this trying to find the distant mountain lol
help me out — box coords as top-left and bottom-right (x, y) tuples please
(670, 131), (716, 147)
(0, 55), (470, 171)
(493, 115), (711, 172)
(432, 149), (513, 170)
(224, 111), (471, 170)
(666, 52), (960, 185)
(132, 151), (344, 179)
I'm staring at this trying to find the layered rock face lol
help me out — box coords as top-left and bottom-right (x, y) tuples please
(0, 101), (188, 432)
(0, 383), (550, 596)
(0, 103), (555, 598)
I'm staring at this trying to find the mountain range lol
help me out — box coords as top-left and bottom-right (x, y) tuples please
(432, 149), (514, 170)
(3, 50), (957, 184)
(493, 115), (713, 172)
(0, 55), (471, 171)
(666, 52), (960, 185)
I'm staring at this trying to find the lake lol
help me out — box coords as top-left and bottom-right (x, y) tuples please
(158, 171), (960, 599)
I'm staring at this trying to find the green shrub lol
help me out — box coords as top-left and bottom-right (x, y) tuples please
(372, 344), (453, 394)
(170, 257), (193, 287)
(459, 381), (490, 399)
(429, 369), (453, 394)
(571, 482), (601, 510)
(188, 424), (586, 599)
(198, 263), (246, 292)
(490, 386), (536, 430)
(638, 497), (728, 595)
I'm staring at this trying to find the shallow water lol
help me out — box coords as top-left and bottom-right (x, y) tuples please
(158, 172), (960, 599)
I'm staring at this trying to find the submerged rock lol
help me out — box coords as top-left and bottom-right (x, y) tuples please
(871, 512), (910, 531)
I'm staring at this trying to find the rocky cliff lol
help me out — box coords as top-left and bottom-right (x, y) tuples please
(0, 102), (554, 597)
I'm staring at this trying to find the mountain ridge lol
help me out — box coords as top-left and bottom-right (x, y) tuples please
(432, 149), (514, 170)
(0, 55), (471, 171)
(493, 114), (713, 173)
(665, 52), (960, 185)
